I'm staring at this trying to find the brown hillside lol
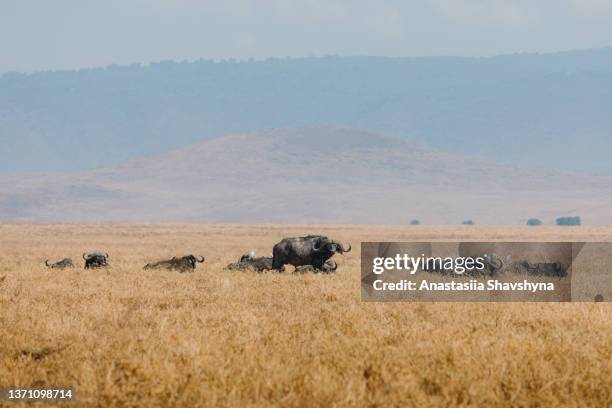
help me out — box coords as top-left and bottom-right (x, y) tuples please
(1, 128), (611, 224)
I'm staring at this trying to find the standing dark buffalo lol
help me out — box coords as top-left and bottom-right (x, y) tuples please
(143, 255), (205, 273)
(83, 252), (109, 269)
(272, 235), (351, 270)
(45, 258), (74, 269)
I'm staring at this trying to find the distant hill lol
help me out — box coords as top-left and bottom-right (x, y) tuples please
(1, 128), (610, 224)
(1, 48), (612, 174)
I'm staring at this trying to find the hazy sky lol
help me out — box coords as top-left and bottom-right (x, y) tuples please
(2, 0), (612, 73)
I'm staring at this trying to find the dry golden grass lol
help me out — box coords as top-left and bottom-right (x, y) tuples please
(1, 224), (611, 407)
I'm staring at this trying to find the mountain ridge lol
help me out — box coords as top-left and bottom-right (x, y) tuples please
(2, 48), (612, 174)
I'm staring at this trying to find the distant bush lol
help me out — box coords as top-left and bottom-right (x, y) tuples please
(462, 220), (475, 225)
(527, 218), (543, 226)
(556, 216), (581, 226)
(409, 219), (420, 225)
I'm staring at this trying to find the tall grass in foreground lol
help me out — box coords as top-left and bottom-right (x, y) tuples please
(1, 224), (611, 407)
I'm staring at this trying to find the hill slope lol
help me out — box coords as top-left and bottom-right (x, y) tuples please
(1, 128), (610, 224)
(2, 48), (612, 174)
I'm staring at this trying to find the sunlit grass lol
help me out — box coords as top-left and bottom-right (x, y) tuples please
(0, 224), (610, 407)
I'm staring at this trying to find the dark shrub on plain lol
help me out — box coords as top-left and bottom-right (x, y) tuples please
(556, 216), (581, 226)
(527, 218), (543, 226)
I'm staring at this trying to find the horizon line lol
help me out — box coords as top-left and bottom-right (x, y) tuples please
(3, 45), (612, 78)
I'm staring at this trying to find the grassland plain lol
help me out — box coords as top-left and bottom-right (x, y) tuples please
(0, 224), (611, 407)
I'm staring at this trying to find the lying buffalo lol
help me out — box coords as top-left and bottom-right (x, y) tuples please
(227, 250), (337, 273)
(144, 255), (205, 273)
(515, 260), (567, 277)
(459, 243), (581, 278)
(226, 254), (275, 272)
(45, 258), (74, 269)
(83, 252), (109, 269)
(294, 259), (338, 273)
(272, 235), (351, 270)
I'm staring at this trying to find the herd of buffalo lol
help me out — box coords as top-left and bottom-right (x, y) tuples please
(44, 235), (352, 274)
(43, 237), (591, 280)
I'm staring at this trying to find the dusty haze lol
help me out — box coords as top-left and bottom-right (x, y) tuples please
(1, 128), (611, 224)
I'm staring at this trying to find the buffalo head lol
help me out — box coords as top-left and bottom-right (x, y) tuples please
(313, 239), (351, 255)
